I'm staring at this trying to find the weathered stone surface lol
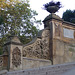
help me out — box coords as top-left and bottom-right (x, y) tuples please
(22, 57), (51, 69)
(2, 36), (23, 71)
(51, 18), (75, 64)
(53, 39), (75, 64)
(10, 44), (23, 71)
(12, 47), (21, 67)
(23, 29), (50, 60)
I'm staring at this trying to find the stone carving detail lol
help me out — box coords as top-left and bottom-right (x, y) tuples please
(0, 57), (3, 67)
(55, 23), (60, 36)
(23, 30), (50, 60)
(12, 47), (21, 67)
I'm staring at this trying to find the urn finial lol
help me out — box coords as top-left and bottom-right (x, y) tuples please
(43, 1), (62, 13)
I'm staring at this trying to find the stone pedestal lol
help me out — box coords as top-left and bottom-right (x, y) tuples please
(3, 36), (23, 71)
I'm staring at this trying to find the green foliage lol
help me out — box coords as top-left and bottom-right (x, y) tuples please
(0, 16), (4, 25)
(0, 0), (41, 55)
(0, 47), (3, 55)
(1, 1), (41, 36)
(62, 10), (75, 23)
(19, 35), (32, 44)
(0, 37), (6, 55)
(0, 0), (41, 37)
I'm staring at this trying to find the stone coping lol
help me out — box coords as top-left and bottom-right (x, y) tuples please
(4, 41), (23, 46)
(63, 21), (75, 27)
(43, 13), (63, 22)
(22, 57), (51, 62)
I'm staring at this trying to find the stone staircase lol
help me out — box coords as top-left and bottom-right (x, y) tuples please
(1, 62), (75, 75)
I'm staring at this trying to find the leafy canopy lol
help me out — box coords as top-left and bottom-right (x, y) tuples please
(0, 0), (41, 54)
(0, 0), (20, 11)
(62, 10), (75, 23)
(0, 0), (41, 37)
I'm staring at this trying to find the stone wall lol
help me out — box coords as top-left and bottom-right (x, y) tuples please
(0, 54), (8, 70)
(53, 39), (75, 64)
(22, 28), (51, 69)
(23, 28), (50, 60)
(52, 19), (75, 64)
(22, 57), (51, 69)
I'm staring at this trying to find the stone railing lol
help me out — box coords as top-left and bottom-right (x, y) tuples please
(0, 55), (3, 70)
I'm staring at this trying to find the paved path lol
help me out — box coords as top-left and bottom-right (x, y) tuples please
(62, 68), (75, 75)
(1, 62), (75, 75)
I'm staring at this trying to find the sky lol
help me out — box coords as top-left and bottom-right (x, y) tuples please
(29, 0), (75, 29)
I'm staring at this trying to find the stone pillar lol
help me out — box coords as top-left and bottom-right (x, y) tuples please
(3, 36), (23, 71)
(43, 13), (63, 64)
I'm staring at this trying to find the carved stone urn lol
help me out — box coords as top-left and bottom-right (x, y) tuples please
(46, 6), (59, 13)
(44, 1), (62, 13)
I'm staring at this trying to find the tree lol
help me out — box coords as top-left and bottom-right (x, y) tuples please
(0, 0), (41, 55)
(0, 0), (20, 37)
(0, 0), (19, 54)
(0, 0), (19, 10)
(1, 0), (41, 36)
(0, 37), (6, 55)
(62, 10), (75, 23)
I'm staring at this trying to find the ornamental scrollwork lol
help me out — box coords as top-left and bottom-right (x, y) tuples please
(23, 30), (50, 60)
(12, 47), (21, 67)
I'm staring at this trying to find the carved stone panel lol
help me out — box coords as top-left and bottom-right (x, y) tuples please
(55, 23), (60, 37)
(23, 30), (50, 60)
(12, 47), (21, 67)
